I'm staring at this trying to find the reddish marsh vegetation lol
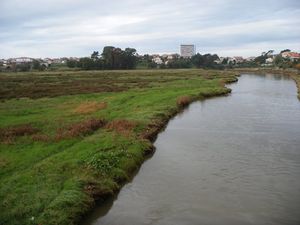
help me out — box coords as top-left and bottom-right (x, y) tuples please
(0, 124), (39, 144)
(176, 96), (192, 108)
(73, 101), (107, 114)
(105, 119), (137, 136)
(55, 118), (106, 140)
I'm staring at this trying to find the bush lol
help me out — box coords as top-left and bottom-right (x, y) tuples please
(176, 96), (192, 108)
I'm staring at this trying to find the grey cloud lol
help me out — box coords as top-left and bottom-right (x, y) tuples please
(0, 0), (299, 57)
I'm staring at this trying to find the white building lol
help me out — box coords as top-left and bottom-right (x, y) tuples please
(214, 58), (223, 64)
(233, 56), (244, 63)
(167, 55), (174, 60)
(265, 58), (274, 64)
(153, 56), (163, 65)
(180, 44), (195, 58)
(15, 57), (33, 64)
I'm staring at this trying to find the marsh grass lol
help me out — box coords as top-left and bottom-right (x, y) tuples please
(55, 118), (106, 141)
(73, 101), (107, 114)
(0, 69), (237, 225)
(0, 124), (39, 144)
(105, 119), (137, 136)
(176, 96), (192, 108)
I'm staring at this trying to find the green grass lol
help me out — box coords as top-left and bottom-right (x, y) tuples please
(0, 69), (237, 225)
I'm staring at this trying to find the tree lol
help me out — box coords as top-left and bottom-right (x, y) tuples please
(102, 46), (115, 69)
(191, 54), (204, 68)
(66, 59), (78, 68)
(280, 49), (291, 54)
(254, 51), (272, 65)
(16, 63), (31, 72)
(191, 53), (219, 68)
(33, 60), (41, 70)
(112, 47), (124, 69)
(168, 57), (192, 68)
(78, 57), (94, 70)
(101, 46), (138, 69)
(266, 50), (274, 56)
(222, 57), (228, 64)
(123, 48), (137, 69)
(274, 55), (284, 66)
(91, 51), (99, 61)
(254, 55), (266, 64)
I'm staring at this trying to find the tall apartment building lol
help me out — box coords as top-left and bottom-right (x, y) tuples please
(180, 44), (195, 58)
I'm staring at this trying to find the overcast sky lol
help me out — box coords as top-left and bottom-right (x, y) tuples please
(0, 0), (299, 58)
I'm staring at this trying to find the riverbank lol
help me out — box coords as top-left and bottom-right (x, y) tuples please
(84, 73), (300, 225)
(233, 68), (300, 99)
(0, 69), (237, 225)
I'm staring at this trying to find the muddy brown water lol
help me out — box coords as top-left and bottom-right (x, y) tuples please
(84, 74), (300, 225)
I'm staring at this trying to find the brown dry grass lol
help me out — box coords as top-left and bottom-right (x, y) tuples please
(55, 118), (106, 141)
(219, 80), (226, 86)
(73, 101), (107, 114)
(31, 134), (51, 142)
(105, 119), (136, 136)
(176, 96), (192, 108)
(0, 124), (39, 144)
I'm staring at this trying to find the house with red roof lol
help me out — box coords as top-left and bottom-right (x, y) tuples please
(281, 51), (300, 61)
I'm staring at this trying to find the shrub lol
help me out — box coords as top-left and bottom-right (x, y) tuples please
(176, 96), (192, 108)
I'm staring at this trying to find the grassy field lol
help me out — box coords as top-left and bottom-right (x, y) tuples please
(0, 69), (239, 225)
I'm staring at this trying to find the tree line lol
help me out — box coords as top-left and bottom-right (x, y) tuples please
(4, 46), (298, 72)
(67, 46), (138, 70)
(66, 46), (225, 70)
(137, 53), (224, 70)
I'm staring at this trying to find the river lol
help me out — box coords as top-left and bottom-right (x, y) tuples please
(84, 74), (300, 225)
